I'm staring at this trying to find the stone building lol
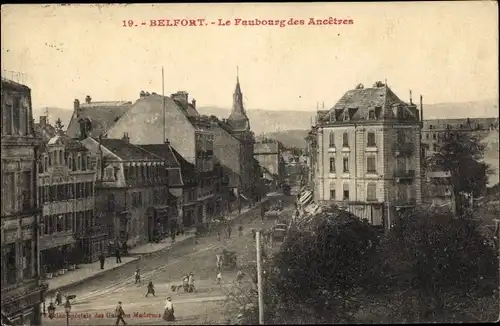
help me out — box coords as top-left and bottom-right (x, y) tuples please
(101, 91), (222, 224)
(1, 78), (45, 325)
(308, 82), (422, 229)
(81, 135), (173, 249)
(36, 125), (102, 269)
(254, 139), (286, 190)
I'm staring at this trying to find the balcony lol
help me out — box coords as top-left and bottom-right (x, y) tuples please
(394, 198), (417, 207)
(394, 169), (416, 181)
(394, 142), (414, 157)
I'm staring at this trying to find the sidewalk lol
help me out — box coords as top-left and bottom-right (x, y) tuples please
(45, 256), (139, 297)
(43, 194), (276, 297)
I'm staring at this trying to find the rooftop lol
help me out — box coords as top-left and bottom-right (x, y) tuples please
(98, 138), (163, 161)
(139, 144), (180, 168)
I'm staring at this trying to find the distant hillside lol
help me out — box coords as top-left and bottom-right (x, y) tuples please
(196, 107), (315, 136)
(32, 98), (497, 138)
(255, 129), (309, 149)
(423, 99), (498, 119)
(33, 107), (73, 128)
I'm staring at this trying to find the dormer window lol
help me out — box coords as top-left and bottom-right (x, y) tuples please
(343, 110), (350, 121)
(368, 110), (376, 120)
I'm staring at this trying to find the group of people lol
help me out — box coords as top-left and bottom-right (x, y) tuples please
(113, 297), (175, 325)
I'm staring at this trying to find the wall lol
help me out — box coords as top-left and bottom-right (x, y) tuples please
(106, 95), (196, 164)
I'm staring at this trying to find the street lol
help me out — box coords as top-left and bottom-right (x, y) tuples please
(42, 197), (294, 325)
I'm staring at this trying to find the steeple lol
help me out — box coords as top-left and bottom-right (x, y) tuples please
(228, 67), (250, 131)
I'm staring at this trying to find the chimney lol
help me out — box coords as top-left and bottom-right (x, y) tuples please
(40, 116), (47, 127)
(420, 95), (423, 122)
(74, 99), (80, 112)
(122, 132), (130, 143)
(140, 90), (146, 97)
(191, 98), (196, 109)
(409, 90), (413, 105)
(85, 95), (92, 104)
(171, 91), (189, 104)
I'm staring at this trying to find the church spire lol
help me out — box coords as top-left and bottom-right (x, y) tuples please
(228, 68), (250, 131)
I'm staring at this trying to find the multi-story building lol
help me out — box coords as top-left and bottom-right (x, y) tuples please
(100, 91), (222, 224)
(36, 125), (102, 271)
(309, 81), (422, 229)
(1, 78), (45, 325)
(81, 134), (173, 249)
(254, 139), (286, 190)
(421, 117), (499, 184)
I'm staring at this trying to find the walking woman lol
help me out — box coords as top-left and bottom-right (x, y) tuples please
(163, 297), (175, 322)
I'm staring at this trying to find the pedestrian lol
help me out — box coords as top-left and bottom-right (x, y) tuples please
(163, 297), (175, 322)
(145, 281), (155, 297)
(236, 270), (245, 283)
(55, 291), (62, 305)
(122, 242), (128, 256)
(216, 271), (222, 284)
(238, 225), (243, 237)
(227, 225), (232, 239)
(238, 204), (242, 215)
(115, 246), (122, 263)
(216, 253), (222, 270)
(115, 301), (127, 325)
(217, 230), (221, 242)
(134, 268), (141, 284)
(188, 272), (196, 293)
(99, 252), (106, 270)
(182, 274), (189, 292)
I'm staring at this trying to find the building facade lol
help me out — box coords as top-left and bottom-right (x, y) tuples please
(1, 78), (45, 325)
(81, 136), (173, 249)
(254, 139), (286, 190)
(309, 82), (422, 229)
(36, 129), (102, 271)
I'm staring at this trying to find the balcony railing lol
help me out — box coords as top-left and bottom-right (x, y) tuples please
(394, 169), (416, 180)
(394, 142), (414, 157)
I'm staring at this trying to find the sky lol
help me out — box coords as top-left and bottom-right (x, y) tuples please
(1, 2), (498, 112)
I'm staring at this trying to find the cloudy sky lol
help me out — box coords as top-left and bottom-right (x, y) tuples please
(1, 2), (498, 112)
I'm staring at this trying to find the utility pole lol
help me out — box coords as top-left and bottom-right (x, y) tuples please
(255, 231), (264, 324)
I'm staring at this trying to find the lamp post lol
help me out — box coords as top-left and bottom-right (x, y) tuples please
(64, 299), (71, 326)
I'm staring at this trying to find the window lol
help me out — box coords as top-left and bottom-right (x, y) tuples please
(65, 213), (72, 231)
(432, 133), (437, 140)
(367, 132), (376, 147)
(343, 110), (350, 121)
(368, 110), (376, 120)
(329, 131), (335, 148)
(330, 189), (336, 200)
(2, 172), (15, 213)
(77, 155), (82, 170)
(68, 155), (73, 170)
(343, 183), (349, 200)
(44, 157), (48, 172)
(342, 132), (349, 147)
(429, 125), (434, 130)
(343, 156), (349, 173)
(329, 157), (336, 173)
(56, 215), (64, 232)
(446, 124), (451, 129)
(5, 243), (16, 284)
(13, 98), (21, 134)
(21, 171), (32, 210)
(48, 152), (52, 166)
(367, 183), (377, 201)
(367, 156), (376, 173)
(425, 133), (429, 140)
(5, 104), (13, 134)
(82, 155), (87, 171)
(433, 144), (438, 152)
(59, 151), (63, 166)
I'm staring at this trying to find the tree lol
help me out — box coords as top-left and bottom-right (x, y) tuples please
(230, 206), (379, 324)
(430, 132), (492, 214)
(376, 208), (499, 323)
(54, 118), (64, 131)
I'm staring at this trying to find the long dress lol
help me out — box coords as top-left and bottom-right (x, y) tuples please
(163, 301), (175, 321)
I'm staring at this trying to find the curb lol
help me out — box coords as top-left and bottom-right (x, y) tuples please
(45, 257), (139, 298)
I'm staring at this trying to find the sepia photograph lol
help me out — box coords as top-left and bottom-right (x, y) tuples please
(1, 2), (498, 325)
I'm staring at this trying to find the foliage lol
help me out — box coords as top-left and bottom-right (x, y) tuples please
(54, 117), (64, 131)
(230, 207), (379, 324)
(375, 208), (499, 322)
(430, 131), (492, 213)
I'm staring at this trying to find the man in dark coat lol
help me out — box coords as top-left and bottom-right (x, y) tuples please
(99, 252), (105, 269)
(115, 246), (122, 263)
(115, 301), (127, 325)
